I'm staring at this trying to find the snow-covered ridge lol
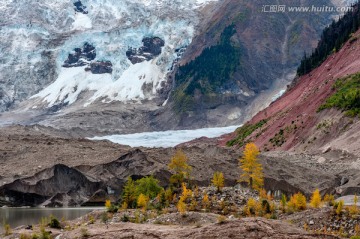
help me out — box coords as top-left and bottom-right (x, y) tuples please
(0, 0), (218, 109)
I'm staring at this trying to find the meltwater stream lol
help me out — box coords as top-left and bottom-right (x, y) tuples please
(90, 125), (240, 148)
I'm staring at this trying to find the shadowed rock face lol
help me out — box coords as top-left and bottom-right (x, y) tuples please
(126, 37), (165, 64)
(87, 61), (113, 74)
(62, 43), (113, 74)
(63, 43), (96, 68)
(74, 0), (88, 14)
(0, 146), (342, 206)
(0, 164), (101, 207)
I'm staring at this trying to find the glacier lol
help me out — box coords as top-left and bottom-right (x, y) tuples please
(90, 125), (239, 148)
(0, 0), (219, 108)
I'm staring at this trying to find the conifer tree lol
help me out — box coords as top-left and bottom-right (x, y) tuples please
(122, 177), (137, 208)
(202, 193), (210, 209)
(239, 143), (264, 191)
(168, 150), (192, 187)
(310, 189), (322, 208)
(137, 193), (149, 212)
(212, 171), (225, 192)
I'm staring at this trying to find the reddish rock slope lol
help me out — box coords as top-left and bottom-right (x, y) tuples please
(223, 30), (360, 156)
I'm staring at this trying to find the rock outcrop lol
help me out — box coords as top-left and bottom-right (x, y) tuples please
(86, 61), (113, 74)
(0, 164), (101, 207)
(63, 43), (96, 68)
(62, 43), (113, 74)
(74, 0), (88, 14)
(126, 37), (165, 64)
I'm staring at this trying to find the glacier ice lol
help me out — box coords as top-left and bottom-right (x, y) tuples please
(90, 125), (239, 148)
(4, 0), (218, 108)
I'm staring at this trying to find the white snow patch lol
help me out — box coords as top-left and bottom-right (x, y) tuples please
(86, 60), (163, 105)
(227, 111), (241, 120)
(195, 0), (218, 8)
(31, 67), (112, 106)
(90, 125), (239, 148)
(72, 13), (92, 30)
(271, 89), (286, 102)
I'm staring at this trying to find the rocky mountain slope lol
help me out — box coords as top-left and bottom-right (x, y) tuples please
(0, 0), (347, 135)
(168, 0), (339, 127)
(224, 27), (360, 158)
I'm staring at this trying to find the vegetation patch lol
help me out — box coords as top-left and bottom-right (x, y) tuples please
(269, 128), (286, 147)
(318, 73), (360, 117)
(226, 119), (268, 147)
(174, 24), (242, 112)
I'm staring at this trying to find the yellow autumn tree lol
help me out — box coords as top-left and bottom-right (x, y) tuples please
(239, 143), (264, 191)
(212, 171), (225, 192)
(177, 199), (186, 215)
(349, 194), (359, 215)
(202, 193), (210, 209)
(288, 192), (307, 212)
(310, 189), (322, 208)
(105, 199), (112, 209)
(179, 183), (192, 202)
(168, 150), (192, 187)
(137, 193), (149, 211)
(336, 200), (344, 215)
(323, 194), (335, 206)
(245, 197), (263, 216)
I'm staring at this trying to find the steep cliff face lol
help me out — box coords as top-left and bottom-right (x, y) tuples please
(0, 164), (101, 207)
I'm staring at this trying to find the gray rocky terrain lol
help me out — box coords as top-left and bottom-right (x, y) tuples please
(0, 125), (358, 207)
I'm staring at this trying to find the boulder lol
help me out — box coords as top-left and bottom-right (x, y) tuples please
(87, 61), (113, 74)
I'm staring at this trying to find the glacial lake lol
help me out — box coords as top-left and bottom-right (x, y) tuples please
(0, 207), (103, 231)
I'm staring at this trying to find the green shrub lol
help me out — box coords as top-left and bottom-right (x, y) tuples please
(135, 176), (163, 199)
(31, 234), (40, 239)
(227, 119), (268, 147)
(121, 214), (130, 222)
(3, 223), (11, 236)
(319, 73), (360, 117)
(20, 233), (31, 239)
(122, 176), (164, 209)
(101, 212), (109, 223)
(48, 215), (61, 229)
